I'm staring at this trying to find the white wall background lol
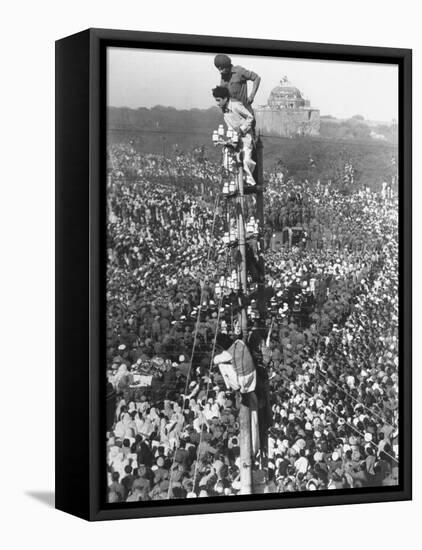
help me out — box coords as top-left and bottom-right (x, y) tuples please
(1, 0), (419, 547)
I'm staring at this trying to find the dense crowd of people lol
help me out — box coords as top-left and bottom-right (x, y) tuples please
(106, 143), (399, 502)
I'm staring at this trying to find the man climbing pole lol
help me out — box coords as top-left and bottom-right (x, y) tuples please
(213, 328), (260, 457)
(213, 329), (257, 395)
(212, 85), (256, 186)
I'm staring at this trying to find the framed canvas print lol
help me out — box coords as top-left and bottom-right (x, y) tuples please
(55, 28), (412, 521)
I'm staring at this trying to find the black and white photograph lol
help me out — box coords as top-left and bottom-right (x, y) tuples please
(3, 0), (420, 542)
(105, 46), (401, 504)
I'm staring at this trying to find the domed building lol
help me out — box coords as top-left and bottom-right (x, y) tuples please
(267, 77), (309, 109)
(255, 76), (320, 137)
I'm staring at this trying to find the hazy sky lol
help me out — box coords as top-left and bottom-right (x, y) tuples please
(107, 47), (398, 122)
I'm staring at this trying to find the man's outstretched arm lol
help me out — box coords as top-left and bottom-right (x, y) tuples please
(248, 73), (261, 105)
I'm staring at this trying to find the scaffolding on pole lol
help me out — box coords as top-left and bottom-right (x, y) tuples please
(213, 127), (267, 494)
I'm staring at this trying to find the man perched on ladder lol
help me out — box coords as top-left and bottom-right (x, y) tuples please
(214, 54), (261, 116)
(212, 86), (257, 186)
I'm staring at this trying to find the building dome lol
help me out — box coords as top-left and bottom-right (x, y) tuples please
(268, 76), (307, 109)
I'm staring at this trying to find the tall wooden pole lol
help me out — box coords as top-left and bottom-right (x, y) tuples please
(237, 164), (248, 336)
(237, 163), (253, 495)
(239, 401), (253, 494)
(254, 136), (271, 471)
(255, 136), (266, 319)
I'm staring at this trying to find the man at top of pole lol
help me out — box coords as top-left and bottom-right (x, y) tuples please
(214, 54), (261, 115)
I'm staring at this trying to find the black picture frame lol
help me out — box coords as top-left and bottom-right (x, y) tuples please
(55, 28), (412, 521)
